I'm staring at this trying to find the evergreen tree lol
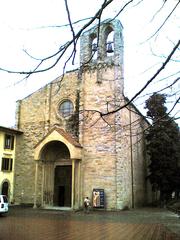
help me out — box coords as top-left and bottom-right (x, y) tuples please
(145, 93), (180, 204)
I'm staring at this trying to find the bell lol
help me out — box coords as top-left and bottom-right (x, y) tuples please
(106, 42), (114, 53)
(92, 43), (97, 52)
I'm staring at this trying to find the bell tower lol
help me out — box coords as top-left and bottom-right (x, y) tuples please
(79, 19), (125, 209)
(80, 18), (124, 94)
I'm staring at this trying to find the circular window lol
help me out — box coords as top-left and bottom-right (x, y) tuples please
(59, 100), (74, 118)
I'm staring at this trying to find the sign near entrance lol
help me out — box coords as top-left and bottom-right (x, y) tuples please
(92, 189), (105, 208)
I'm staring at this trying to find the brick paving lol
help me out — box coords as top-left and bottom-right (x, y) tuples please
(0, 207), (179, 240)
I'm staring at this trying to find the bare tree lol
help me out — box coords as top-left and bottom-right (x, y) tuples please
(0, 0), (179, 123)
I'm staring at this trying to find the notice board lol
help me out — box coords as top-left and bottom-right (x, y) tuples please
(92, 189), (105, 208)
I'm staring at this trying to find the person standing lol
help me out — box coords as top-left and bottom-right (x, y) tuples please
(84, 197), (90, 213)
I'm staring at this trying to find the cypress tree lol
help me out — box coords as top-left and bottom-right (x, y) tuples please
(145, 93), (180, 204)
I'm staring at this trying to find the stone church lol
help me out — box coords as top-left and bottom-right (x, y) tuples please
(14, 19), (150, 210)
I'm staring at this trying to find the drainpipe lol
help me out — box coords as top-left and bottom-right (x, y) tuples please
(15, 100), (21, 129)
(129, 108), (134, 208)
(48, 83), (52, 127)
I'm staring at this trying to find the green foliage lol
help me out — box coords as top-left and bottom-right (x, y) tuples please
(145, 93), (180, 203)
(66, 90), (80, 138)
(145, 93), (167, 120)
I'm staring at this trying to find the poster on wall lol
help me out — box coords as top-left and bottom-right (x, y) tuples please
(92, 189), (105, 208)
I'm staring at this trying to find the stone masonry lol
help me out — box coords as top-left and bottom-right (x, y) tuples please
(14, 19), (150, 210)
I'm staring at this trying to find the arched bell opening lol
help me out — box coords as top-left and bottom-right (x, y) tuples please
(104, 26), (114, 57)
(90, 33), (98, 61)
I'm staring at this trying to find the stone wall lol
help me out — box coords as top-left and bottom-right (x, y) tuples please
(14, 71), (79, 204)
(14, 67), (149, 208)
(14, 18), (150, 209)
(79, 64), (127, 209)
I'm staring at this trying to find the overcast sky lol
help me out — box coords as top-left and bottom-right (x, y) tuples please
(0, 0), (179, 127)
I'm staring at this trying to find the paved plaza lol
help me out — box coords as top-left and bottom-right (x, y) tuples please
(0, 207), (180, 240)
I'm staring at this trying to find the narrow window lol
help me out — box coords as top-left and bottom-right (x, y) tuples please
(106, 31), (114, 57)
(92, 37), (98, 60)
(1, 158), (13, 171)
(2, 182), (9, 197)
(4, 134), (14, 150)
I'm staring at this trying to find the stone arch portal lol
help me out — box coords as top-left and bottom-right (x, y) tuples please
(33, 127), (82, 209)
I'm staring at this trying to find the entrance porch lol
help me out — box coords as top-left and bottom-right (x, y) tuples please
(33, 127), (82, 210)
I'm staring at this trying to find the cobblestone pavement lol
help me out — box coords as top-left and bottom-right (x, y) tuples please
(0, 207), (180, 240)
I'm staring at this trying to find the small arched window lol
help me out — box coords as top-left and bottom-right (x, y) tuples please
(2, 181), (9, 197)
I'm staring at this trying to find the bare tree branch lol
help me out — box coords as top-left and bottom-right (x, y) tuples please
(64, 0), (77, 65)
(99, 39), (180, 116)
(149, 0), (167, 22)
(145, 0), (180, 42)
(0, 0), (115, 76)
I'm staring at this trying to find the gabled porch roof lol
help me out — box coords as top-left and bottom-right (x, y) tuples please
(34, 127), (82, 160)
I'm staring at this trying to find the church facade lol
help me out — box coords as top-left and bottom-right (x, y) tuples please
(14, 19), (150, 210)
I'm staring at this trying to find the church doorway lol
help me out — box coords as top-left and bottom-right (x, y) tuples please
(34, 131), (82, 209)
(40, 140), (72, 207)
(54, 166), (72, 207)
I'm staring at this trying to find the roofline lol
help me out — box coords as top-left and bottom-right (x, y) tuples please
(34, 126), (82, 149)
(82, 18), (123, 36)
(124, 96), (150, 125)
(16, 69), (79, 102)
(0, 126), (23, 135)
